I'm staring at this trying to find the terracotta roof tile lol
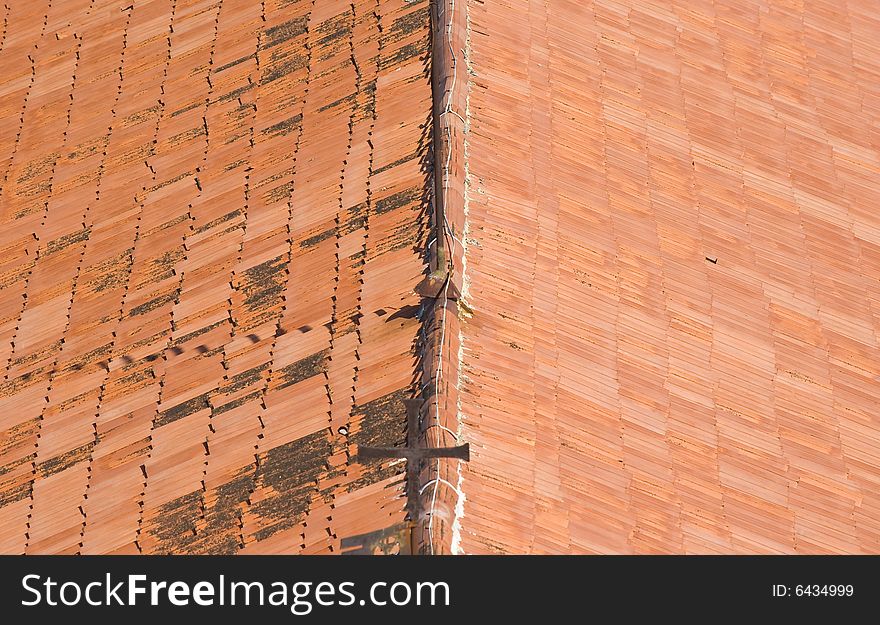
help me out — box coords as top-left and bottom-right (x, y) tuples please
(0, 0), (432, 554)
(6, 0), (878, 557)
(445, 0), (880, 554)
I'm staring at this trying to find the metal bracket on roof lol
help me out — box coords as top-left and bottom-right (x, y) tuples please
(358, 398), (469, 521)
(415, 268), (461, 301)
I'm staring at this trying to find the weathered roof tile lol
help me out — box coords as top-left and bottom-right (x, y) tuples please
(0, 0), (432, 555)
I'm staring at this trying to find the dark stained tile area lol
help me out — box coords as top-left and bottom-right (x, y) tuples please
(0, 0), (433, 555)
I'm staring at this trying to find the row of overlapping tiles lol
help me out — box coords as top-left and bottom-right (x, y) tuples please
(456, 0), (880, 553)
(0, 0), (433, 553)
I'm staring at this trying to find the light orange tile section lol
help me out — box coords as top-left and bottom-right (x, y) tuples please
(455, 0), (880, 554)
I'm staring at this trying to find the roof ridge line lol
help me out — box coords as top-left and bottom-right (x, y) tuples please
(414, 0), (469, 556)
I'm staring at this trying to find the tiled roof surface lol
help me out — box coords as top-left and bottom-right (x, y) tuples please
(455, 0), (880, 553)
(4, 0), (878, 557)
(0, 0), (432, 554)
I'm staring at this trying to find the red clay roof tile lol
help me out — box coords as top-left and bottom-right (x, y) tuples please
(0, 0), (432, 554)
(444, 0), (880, 554)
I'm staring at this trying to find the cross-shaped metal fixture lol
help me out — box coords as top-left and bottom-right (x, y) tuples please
(358, 398), (469, 519)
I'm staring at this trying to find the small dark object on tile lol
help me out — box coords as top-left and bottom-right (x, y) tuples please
(121, 355), (133, 364)
(145, 353), (159, 362)
(170, 346), (184, 356)
(298, 325), (312, 333)
(375, 308), (387, 317)
(275, 328), (287, 337)
(706, 255), (718, 264)
(247, 334), (259, 343)
(99, 361), (109, 371)
(72, 363), (83, 370)
(196, 345), (209, 354)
